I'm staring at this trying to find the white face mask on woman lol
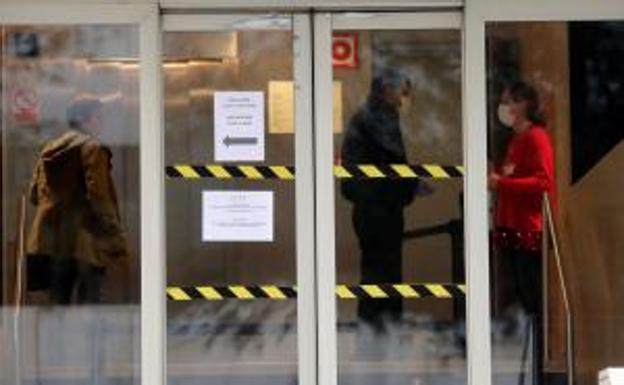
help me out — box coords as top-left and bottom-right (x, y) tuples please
(497, 104), (515, 128)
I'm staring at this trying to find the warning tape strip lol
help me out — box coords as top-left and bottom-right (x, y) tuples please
(166, 283), (466, 301)
(165, 164), (464, 180)
(166, 165), (295, 180)
(334, 164), (464, 179)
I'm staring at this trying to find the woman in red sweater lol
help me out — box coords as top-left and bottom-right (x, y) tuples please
(489, 81), (555, 385)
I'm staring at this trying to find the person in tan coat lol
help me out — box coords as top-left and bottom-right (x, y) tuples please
(26, 95), (129, 304)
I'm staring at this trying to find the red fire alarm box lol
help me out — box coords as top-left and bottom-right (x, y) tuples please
(332, 33), (359, 69)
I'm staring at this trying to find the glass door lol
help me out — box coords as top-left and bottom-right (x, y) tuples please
(313, 12), (469, 385)
(0, 3), (159, 385)
(161, 13), (316, 385)
(463, 1), (624, 385)
(161, 11), (475, 385)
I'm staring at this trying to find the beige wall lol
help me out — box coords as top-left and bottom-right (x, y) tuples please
(564, 142), (624, 383)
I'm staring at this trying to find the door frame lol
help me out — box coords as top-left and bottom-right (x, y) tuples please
(160, 12), (317, 385)
(311, 11), (481, 385)
(0, 3), (483, 385)
(0, 3), (164, 385)
(159, 0), (463, 10)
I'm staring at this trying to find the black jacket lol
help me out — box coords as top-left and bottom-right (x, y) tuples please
(341, 100), (417, 207)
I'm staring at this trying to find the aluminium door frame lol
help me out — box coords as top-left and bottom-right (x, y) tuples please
(161, 13), (317, 385)
(463, 2), (624, 385)
(159, 0), (462, 11)
(311, 10), (491, 385)
(0, 3), (164, 385)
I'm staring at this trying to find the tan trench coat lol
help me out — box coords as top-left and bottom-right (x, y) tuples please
(26, 130), (129, 267)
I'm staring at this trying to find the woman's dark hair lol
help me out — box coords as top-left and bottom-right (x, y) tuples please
(506, 80), (545, 125)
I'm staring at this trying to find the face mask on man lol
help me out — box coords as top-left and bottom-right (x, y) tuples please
(497, 104), (515, 128)
(399, 96), (412, 114)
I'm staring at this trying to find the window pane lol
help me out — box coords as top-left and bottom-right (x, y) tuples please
(332, 29), (466, 385)
(163, 20), (298, 385)
(0, 25), (141, 385)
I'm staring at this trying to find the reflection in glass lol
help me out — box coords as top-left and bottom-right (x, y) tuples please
(1, 25), (141, 384)
(27, 95), (130, 304)
(334, 29), (465, 385)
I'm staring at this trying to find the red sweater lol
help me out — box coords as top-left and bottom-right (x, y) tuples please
(495, 125), (555, 232)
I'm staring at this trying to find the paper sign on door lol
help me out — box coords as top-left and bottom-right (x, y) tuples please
(202, 191), (274, 242)
(214, 91), (265, 162)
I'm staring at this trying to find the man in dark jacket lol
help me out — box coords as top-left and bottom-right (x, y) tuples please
(341, 69), (419, 333)
(27, 95), (129, 304)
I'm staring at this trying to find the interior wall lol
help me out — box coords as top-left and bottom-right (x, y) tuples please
(564, 143), (624, 383)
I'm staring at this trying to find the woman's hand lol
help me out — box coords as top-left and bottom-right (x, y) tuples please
(488, 172), (501, 190)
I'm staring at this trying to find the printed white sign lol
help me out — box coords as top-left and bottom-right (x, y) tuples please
(202, 191), (274, 242)
(214, 91), (265, 162)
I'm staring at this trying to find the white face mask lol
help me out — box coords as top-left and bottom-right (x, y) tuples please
(497, 104), (515, 128)
(399, 96), (412, 115)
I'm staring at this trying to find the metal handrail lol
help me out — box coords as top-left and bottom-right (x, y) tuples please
(542, 192), (574, 385)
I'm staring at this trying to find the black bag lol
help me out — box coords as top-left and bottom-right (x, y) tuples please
(26, 254), (51, 291)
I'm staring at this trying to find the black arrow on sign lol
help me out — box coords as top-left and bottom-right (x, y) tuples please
(223, 136), (258, 147)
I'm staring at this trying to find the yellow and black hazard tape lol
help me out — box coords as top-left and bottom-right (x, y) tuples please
(166, 165), (295, 180)
(167, 283), (465, 301)
(165, 164), (464, 180)
(333, 164), (464, 179)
